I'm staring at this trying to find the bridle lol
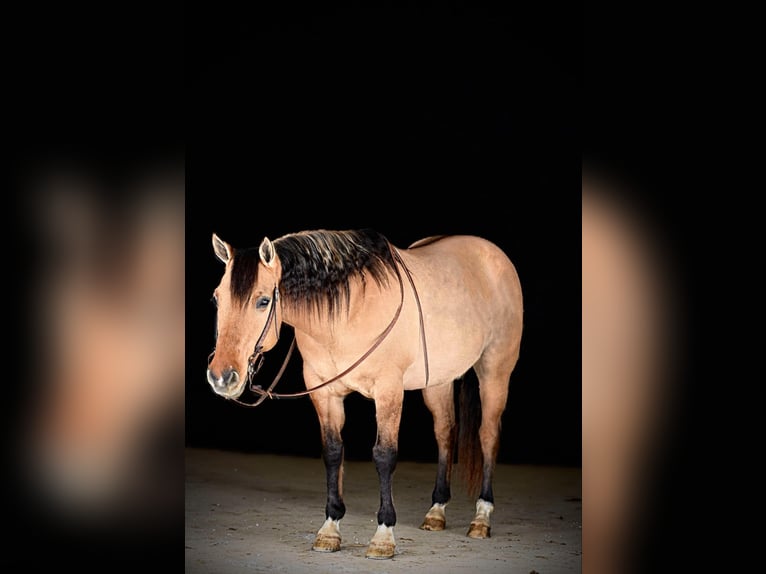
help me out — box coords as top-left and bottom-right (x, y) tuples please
(210, 242), (428, 408)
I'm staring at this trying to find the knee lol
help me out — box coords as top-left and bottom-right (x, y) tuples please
(322, 433), (344, 465)
(372, 443), (397, 473)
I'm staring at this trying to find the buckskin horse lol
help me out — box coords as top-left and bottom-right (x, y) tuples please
(206, 229), (523, 559)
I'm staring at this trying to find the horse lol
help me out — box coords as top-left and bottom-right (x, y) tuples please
(205, 229), (523, 559)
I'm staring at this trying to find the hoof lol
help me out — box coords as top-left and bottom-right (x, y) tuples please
(467, 521), (491, 539)
(365, 541), (395, 559)
(420, 503), (447, 531)
(366, 524), (396, 559)
(467, 499), (493, 538)
(420, 515), (446, 531)
(312, 533), (341, 552)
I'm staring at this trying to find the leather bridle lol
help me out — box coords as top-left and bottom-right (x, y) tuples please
(214, 242), (428, 408)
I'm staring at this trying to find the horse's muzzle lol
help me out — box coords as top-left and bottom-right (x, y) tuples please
(206, 367), (243, 398)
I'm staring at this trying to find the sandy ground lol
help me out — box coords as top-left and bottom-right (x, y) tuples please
(185, 448), (581, 573)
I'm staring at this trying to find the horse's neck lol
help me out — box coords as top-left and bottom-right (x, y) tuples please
(281, 277), (392, 347)
(280, 301), (352, 344)
(280, 304), (318, 339)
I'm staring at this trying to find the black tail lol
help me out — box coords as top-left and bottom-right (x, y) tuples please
(457, 371), (483, 499)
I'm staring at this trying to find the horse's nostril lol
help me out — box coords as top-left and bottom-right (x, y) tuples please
(207, 367), (240, 390)
(225, 369), (240, 387)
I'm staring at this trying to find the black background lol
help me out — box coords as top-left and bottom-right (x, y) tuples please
(185, 2), (581, 466)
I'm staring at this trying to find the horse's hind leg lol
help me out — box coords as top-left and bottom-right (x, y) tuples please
(468, 349), (518, 539)
(420, 381), (456, 531)
(310, 392), (347, 553)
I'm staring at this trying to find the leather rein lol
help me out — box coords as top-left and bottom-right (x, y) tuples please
(225, 243), (429, 408)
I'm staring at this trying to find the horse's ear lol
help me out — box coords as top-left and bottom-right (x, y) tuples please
(212, 233), (232, 264)
(259, 237), (276, 268)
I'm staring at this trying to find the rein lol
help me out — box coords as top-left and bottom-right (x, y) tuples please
(226, 243), (428, 408)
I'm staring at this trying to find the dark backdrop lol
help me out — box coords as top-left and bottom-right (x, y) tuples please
(186, 2), (580, 466)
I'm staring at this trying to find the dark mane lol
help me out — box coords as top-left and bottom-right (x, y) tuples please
(229, 229), (397, 318)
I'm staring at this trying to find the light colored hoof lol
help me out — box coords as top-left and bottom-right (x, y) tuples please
(420, 502), (447, 531)
(312, 534), (341, 552)
(365, 524), (396, 559)
(467, 499), (493, 538)
(420, 515), (446, 530)
(365, 540), (395, 559)
(313, 517), (342, 552)
(467, 521), (491, 538)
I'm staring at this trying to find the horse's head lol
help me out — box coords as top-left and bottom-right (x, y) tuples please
(206, 233), (283, 399)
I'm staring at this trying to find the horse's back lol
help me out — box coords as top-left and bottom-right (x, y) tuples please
(406, 235), (522, 301)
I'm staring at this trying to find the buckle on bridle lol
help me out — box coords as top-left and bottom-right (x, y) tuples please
(248, 350), (265, 380)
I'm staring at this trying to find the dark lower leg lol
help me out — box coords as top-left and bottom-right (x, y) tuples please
(432, 442), (454, 505)
(373, 442), (397, 526)
(423, 383), (456, 506)
(420, 444), (453, 531)
(479, 461), (495, 503)
(477, 398), (504, 504)
(322, 431), (346, 521)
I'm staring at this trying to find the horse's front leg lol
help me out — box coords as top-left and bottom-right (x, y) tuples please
(366, 387), (404, 559)
(310, 392), (346, 553)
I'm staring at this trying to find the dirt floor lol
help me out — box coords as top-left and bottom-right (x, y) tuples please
(185, 448), (581, 573)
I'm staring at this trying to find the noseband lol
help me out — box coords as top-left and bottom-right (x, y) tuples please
(213, 243), (428, 408)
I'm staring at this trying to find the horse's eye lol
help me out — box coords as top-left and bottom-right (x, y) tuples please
(255, 296), (271, 310)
